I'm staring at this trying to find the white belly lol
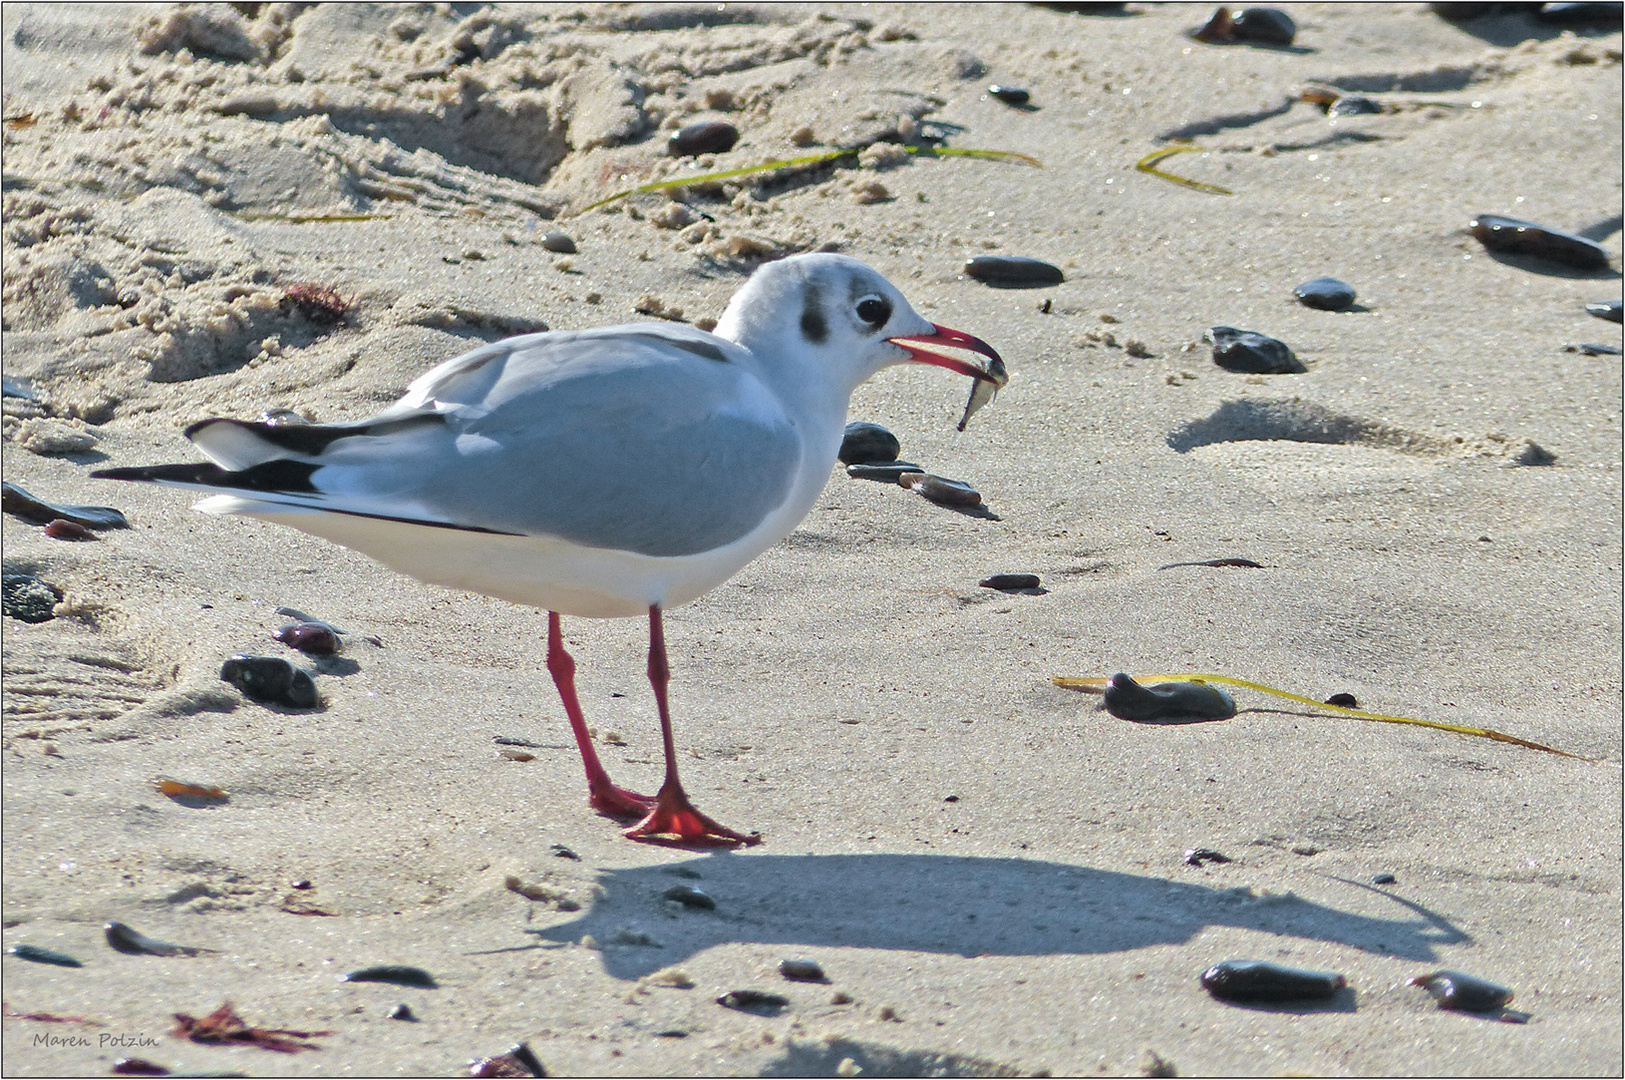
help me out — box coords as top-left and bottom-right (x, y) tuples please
(197, 454), (836, 618)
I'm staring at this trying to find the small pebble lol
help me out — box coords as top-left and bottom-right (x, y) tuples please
(7, 943), (83, 967)
(470, 1042), (546, 1078)
(668, 121), (739, 156)
(1324, 693), (1359, 708)
(779, 958), (828, 982)
(1293, 277), (1357, 310)
(839, 421), (901, 465)
(979, 573), (1040, 591)
(663, 884), (716, 910)
(1208, 326), (1304, 374)
(2, 574), (62, 623)
(1231, 7), (1297, 43)
(155, 777), (228, 801)
(1, 376), (35, 400)
(1103, 674), (1237, 722)
(540, 231), (576, 254)
(847, 461), (924, 482)
(1585, 299), (1622, 322)
(110, 1059), (171, 1076)
(1372, 872), (1397, 885)
(1, 481), (129, 529)
(44, 519), (99, 541)
(1469, 214), (1611, 271)
(900, 472), (982, 508)
(988, 84), (1031, 106)
(220, 654), (319, 708)
(343, 964), (438, 988)
(1291, 844), (1320, 856)
(1138, 1048), (1178, 1078)
(1568, 342), (1623, 355)
(1327, 95), (1382, 117)
(291, 879), (313, 889)
(964, 255), (1064, 287)
(1409, 970), (1513, 1012)
(718, 989), (789, 1014)
(551, 843), (581, 860)
(1201, 959), (1346, 1003)
(1513, 440), (1558, 466)
(105, 921), (207, 957)
(388, 1003), (417, 1021)
(1184, 847), (1232, 867)
(274, 622), (342, 655)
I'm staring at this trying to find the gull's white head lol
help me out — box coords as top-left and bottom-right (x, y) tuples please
(712, 253), (1003, 397)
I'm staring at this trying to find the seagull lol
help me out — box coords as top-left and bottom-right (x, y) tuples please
(95, 253), (1006, 846)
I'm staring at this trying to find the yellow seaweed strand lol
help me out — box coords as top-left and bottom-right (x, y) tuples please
(1135, 145), (1233, 196)
(580, 146), (1043, 213)
(1051, 673), (1590, 760)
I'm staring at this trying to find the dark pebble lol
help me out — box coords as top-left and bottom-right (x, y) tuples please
(2, 481), (130, 529)
(779, 958), (828, 982)
(551, 843), (581, 860)
(1372, 872), (1398, 885)
(1469, 214), (1611, 271)
(1327, 95), (1383, 117)
(1, 376), (35, 400)
(1513, 440), (1558, 466)
(1569, 342), (1623, 355)
(717, 989), (790, 1015)
(104, 921), (204, 957)
(1184, 847), (1233, 866)
(291, 879), (313, 889)
(7, 943), (83, 967)
(1201, 959), (1346, 1003)
(111, 1059), (171, 1076)
(470, 1042), (547, 1078)
(274, 622), (341, 655)
(1231, 7), (1297, 43)
(1293, 277), (1357, 310)
(1409, 970), (1513, 1012)
(44, 519), (99, 541)
(1586, 300), (1623, 322)
(839, 421), (901, 465)
(847, 461), (925, 482)
(540, 231), (577, 254)
(220, 654), (319, 708)
(655, 1028), (689, 1038)
(1208, 326), (1305, 374)
(1103, 673), (1237, 722)
(980, 573), (1041, 591)
(343, 965), (438, 988)
(964, 255), (1064, 287)
(668, 121), (739, 156)
(988, 84), (1031, 106)
(388, 1003), (417, 1021)
(1537, 2), (1625, 25)
(663, 884), (716, 910)
(3, 574), (63, 623)
(901, 473), (982, 508)
(1324, 692), (1359, 708)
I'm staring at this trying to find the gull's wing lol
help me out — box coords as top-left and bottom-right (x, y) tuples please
(96, 326), (804, 559)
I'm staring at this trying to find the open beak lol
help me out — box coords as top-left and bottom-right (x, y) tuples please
(889, 324), (1008, 387)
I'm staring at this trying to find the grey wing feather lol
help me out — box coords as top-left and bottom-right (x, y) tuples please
(186, 328), (803, 558)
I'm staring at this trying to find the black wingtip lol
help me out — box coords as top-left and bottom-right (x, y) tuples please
(92, 464), (229, 484)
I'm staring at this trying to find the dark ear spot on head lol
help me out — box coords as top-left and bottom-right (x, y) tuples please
(800, 290), (828, 345)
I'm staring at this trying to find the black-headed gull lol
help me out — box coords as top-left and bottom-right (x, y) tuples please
(95, 253), (1006, 846)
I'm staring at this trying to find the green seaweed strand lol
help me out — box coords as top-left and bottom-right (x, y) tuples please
(1052, 672), (1593, 760)
(579, 145), (1042, 213)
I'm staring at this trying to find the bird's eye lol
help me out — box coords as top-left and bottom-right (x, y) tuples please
(856, 296), (891, 327)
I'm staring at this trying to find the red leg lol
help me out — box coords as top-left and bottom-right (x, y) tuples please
(546, 611), (655, 818)
(624, 605), (761, 847)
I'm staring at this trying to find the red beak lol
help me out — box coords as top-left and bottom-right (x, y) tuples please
(889, 324), (1007, 386)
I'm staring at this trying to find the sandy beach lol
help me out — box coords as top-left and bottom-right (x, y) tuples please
(3, 3), (1622, 1075)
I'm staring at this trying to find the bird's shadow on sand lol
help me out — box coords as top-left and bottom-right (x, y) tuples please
(521, 852), (1465, 980)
